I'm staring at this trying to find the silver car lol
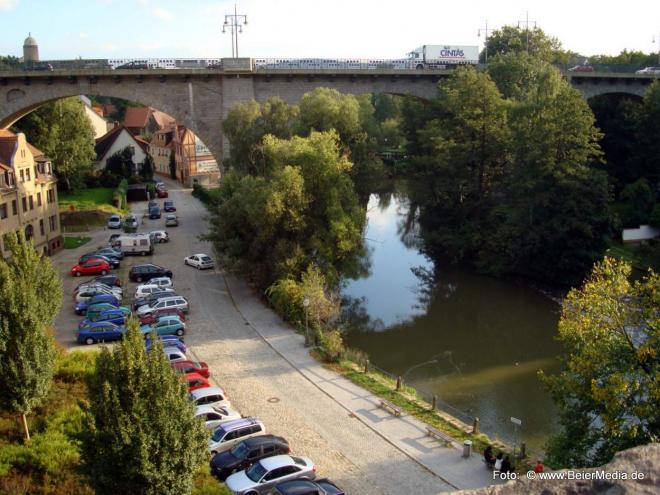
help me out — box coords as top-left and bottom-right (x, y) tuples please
(195, 404), (242, 430)
(184, 253), (214, 270)
(225, 455), (316, 495)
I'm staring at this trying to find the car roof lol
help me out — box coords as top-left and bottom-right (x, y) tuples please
(162, 346), (185, 354)
(273, 480), (322, 494)
(190, 386), (226, 399)
(259, 455), (298, 471)
(213, 417), (261, 433)
(89, 321), (119, 328)
(191, 253), (210, 257)
(242, 435), (288, 449)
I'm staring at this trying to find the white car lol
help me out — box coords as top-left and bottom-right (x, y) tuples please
(189, 386), (231, 409)
(136, 296), (189, 316)
(149, 276), (173, 289)
(107, 215), (122, 229)
(75, 286), (123, 303)
(225, 455), (316, 495)
(635, 66), (660, 74)
(162, 346), (187, 362)
(208, 418), (265, 455)
(149, 230), (169, 243)
(134, 284), (175, 299)
(184, 253), (215, 270)
(195, 404), (242, 430)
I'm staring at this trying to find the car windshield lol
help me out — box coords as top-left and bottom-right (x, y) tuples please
(245, 462), (268, 482)
(230, 442), (249, 459)
(211, 427), (226, 442)
(201, 256), (212, 262)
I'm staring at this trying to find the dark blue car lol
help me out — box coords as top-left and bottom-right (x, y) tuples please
(75, 294), (121, 315)
(78, 307), (130, 330)
(76, 321), (126, 345)
(145, 335), (187, 353)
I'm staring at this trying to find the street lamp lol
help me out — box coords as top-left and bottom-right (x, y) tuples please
(222, 4), (248, 58)
(302, 297), (311, 347)
(517, 11), (537, 54)
(477, 21), (493, 64)
(653, 33), (660, 65)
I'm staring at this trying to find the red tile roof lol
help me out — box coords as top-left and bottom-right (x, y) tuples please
(0, 132), (18, 167)
(123, 107), (151, 129)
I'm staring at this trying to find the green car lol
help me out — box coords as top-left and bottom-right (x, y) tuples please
(140, 315), (185, 337)
(85, 303), (123, 320)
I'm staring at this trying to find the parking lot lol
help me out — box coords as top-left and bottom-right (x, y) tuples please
(52, 182), (453, 495)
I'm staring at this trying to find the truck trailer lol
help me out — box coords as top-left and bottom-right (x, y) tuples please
(407, 45), (479, 69)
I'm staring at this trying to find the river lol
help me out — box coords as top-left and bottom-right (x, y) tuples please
(342, 193), (563, 451)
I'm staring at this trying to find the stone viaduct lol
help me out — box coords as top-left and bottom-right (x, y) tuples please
(0, 67), (656, 163)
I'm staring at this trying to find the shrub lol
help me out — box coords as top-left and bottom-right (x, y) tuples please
(320, 329), (345, 362)
(99, 171), (122, 188)
(0, 430), (80, 476)
(54, 351), (97, 383)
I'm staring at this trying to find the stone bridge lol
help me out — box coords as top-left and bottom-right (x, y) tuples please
(0, 68), (656, 162)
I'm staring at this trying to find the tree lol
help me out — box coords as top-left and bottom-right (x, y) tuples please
(168, 150), (177, 180)
(16, 97), (96, 191)
(541, 258), (660, 468)
(140, 154), (154, 180)
(105, 146), (137, 179)
(618, 179), (656, 227)
(83, 320), (206, 495)
(0, 231), (62, 441)
(630, 81), (660, 188)
(483, 25), (567, 64)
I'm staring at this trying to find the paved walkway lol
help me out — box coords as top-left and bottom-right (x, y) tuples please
(220, 272), (500, 491)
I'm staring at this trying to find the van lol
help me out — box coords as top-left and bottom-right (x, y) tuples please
(208, 418), (266, 454)
(113, 234), (153, 256)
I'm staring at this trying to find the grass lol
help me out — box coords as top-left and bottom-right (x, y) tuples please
(58, 187), (123, 214)
(605, 242), (656, 270)
(63, 236), (91, 249)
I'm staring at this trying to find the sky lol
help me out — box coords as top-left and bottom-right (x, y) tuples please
(1, 0), (659, 60)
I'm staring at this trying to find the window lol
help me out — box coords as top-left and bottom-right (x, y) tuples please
(224, 431), (239, 441)
(39, 219), (44, 236)
(29, 195), (34, 210)
(37, 192), (41, 206)
(0, 203), (6, 219)
(22, 197), (27, 212)
(263, 446), (276, 455)
(11, 200), (16, 215)
(49, 215), (57, 232)
(26, 168), (30, 181)
(19, 169), (24, 182)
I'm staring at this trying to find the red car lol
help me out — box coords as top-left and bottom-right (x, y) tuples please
(71, 258), (111, 277)
(184, 372), (210, 391)
(171, 360), (210, 378)
(156, 188), (168, 198)
(139, 307), (186, 325)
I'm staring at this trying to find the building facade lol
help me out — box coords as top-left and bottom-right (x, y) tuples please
(94, 124), (149, 174)
(171, 126), (220, 187)
(0, 131), (63, 257)
(79, 96), (112, 139)
(149, 127), (174, 177)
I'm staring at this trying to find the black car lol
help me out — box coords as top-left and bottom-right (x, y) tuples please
(94, 247), (124, 260)
(129, 264), (173, 283)
(133, 290), (180, 310)
(271, 479), (345, 495)
(210, 435), (289, 481)
(79, 253), (120, 269)
(90, 274), (122, 288)
(163, 200), (176, 212)
(116, 61), (149, 70)
(149, 205), (161, 219)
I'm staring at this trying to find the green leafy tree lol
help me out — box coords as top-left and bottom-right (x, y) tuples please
(0, 232), (62, 441)
(16, 97), (96, 191)
(140, 154), (154, 180)
(630, 81), (660, 187)
(168, 150), (177, 180)
(618, 178), (656, 227)
(541, 258), (660, 468)
(105, 146), (137, 179)
(83, 320), (206, 495)
(483, 25), (567, 64)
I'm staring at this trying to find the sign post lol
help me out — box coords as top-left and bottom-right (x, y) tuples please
(510, 417), (522, 458)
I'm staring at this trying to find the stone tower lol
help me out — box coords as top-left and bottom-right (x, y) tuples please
(23, 33), (39, 62)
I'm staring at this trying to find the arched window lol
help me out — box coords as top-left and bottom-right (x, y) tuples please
(24, 224), (34, 241)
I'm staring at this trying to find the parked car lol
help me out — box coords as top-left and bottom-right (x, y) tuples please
(165, 214), (179, 226)
(140, 315), (185, 337)
(82, 302), (124, 319)
(163, 200), (176, 212)
(184, 372), (210, 392)
(210, 435), (290, 482)
(134, 284), (175, 299)
(184, 254), (214, 270)
(74, 281), (115, 295)
(108, 233), (121, 245)
(149, 205), (162, 219)
(71, 259), (111, 277)
(113, 233), (153, 256)
(123, 214), (139, 230)
(139, 306), (185, 324)
(129, 264), (173, 283)
(107, 215), (122, 229)
(171, 359), (209, 378)
(270, 478), (344, 495)
(75, 286), (123, 303)
(635, 66), (660, 74)
(75, 294), (121, 315)
(196, 404), (242, 430)
(568, 65), (594, 72)
(148, 276), (173, 289)
(209, 418), (265, 455)
(149, 230), (170, 243)
(225, 455), (315, 494)
(79, 253), (120, 269)
(148, 200), (158, 209)
(84, 274), (121, 288)
(79, 307), (131, 329)
(157, 188), (169, 198)
(162, 346), (187, 362)
(136, 295), (189, 316)
(93, 247), (124, 260)
(133, 290), (181, 310)
(190, 386), (231, 409)
(145, 335), (187, 353)
(76, 321), (126, 345)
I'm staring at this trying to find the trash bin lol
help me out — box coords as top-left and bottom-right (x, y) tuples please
(462, 440), (472, 458)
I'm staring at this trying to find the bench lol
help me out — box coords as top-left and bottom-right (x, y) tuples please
(379, 399), (403, 417)
(426, 426), (454, 446)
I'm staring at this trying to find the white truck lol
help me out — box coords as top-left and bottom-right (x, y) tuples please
(407, 45), (479, 69)
(111, 233), (154, 256)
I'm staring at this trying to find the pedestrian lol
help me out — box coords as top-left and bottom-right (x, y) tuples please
(501, 455), (513, 473)
(494, 452), (503, 471)
(483, 445), (495, 468)
(534, 459), (544, 473)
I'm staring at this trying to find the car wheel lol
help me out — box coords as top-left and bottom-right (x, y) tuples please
(141, 251), (147, 256)
(160, 239), (165, 243)
(137, 276), (143, 282)
(184, 259), (188, 266)
(245, 491), (258, 495)
(196, 264), (201, 270)
(175, 328), (184, 336)
(101, 270), (108, 275)
(75, 271), (82, 277)
(85, 337), (94, 345)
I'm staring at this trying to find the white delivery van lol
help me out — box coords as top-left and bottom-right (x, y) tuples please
(112, 234), (154, 256)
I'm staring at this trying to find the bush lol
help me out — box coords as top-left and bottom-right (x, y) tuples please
(0, 430), (80, 476)
(99, 171), (123, 188)
(113, 179), (129, 209)
(320, 329), (345, 362)
(55, 351), (97, 383)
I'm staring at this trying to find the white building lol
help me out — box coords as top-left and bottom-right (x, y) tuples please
(79, 96), (111, 139)
(94, 124), (149, 174)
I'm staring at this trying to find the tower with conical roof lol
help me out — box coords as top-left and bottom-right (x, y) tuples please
(23, 33), (39, 62)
